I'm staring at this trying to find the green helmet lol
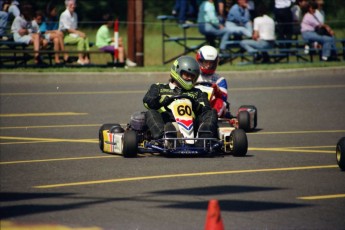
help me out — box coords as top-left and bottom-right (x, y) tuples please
(170, 56), (200, 90)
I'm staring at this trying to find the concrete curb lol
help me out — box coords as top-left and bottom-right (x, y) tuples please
(1, 66), (344, 80)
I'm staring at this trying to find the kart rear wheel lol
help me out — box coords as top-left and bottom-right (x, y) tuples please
(230, 129), (248, 157)
(98, 123), (121, 152)
(336, 137), (345, 171)
(240, 105), (258, 128)
(123, 130), (138, 158)
(238, 111), (250, 132)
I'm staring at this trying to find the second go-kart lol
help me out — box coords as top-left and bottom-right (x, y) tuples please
(99, 95), (248, 158)
(195, 82), (258, 132)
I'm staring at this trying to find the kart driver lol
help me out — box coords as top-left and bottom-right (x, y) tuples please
(143, 56), (218, 143)
(196, 45), (230, 118)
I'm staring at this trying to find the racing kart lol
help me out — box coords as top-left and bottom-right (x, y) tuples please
(99, 95), (249, 158)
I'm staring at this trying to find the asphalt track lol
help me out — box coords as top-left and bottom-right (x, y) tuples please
(1, 68), (345, 230)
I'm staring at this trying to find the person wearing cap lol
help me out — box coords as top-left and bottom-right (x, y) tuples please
(143, 55), (218, 142)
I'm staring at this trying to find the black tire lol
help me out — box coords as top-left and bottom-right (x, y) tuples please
(230, 129), (248, 157)
(239, 105), (258, 129)
(98, 123), (121, 152)
(238, 111), (250, 132)
(336, 137), (345, 171)
(123, 130), (138, 158)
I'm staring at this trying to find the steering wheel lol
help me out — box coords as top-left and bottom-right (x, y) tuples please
(161, 95), (198, 112)
(194, 82), (213, 87)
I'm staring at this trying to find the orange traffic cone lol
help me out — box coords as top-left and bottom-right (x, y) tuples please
(205, 199), (224, 230)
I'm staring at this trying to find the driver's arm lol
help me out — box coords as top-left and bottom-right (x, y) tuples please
(196, 91), (212, 114)
(143, 84), (162, 110)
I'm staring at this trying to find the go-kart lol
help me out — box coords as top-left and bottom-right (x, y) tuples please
(99, 95), (248, 158)
(336, 137), (345, 171)
(194, 82), (258, 132)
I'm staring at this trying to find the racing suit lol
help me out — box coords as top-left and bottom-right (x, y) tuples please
(197, 73), (228, 117)
(143, 82), (218, 139)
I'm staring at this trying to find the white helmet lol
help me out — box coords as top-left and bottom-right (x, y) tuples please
(196, 45), (219, 75)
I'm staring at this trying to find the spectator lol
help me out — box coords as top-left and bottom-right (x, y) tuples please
(7, 0), (19, 17)
(11, 3), (47, 65)
(301, 1), (338, 61)
(95, 13), (136, 67)
(225, 0), (253, 39)
(315, 0), (324, 23)
(0, 0), (19, 39)
(197, 0), (231, 51)
(239, 4), (275, 63)
(291, 0), (308, 36)
(45, 2), (59, 31)
(172, 0), (198, 24)
(274, 0), (295, 41)
(143, 55), (218, 143)
(59, 0), (90, 65)
(33, 10), (67, 65)
(196, 45), (229, 118)
(215, 0), (234, 24)
(0, 1), (9, 38)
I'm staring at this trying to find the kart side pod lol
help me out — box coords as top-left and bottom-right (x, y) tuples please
(99, 124), (125, 154)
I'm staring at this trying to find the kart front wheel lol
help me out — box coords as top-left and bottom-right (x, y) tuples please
(123, 130), (138, 158)
(336, 137), (345, 171)
(230, 129), (248, 157)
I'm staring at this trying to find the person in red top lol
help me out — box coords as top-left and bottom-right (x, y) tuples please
(196, 45), (230, 118)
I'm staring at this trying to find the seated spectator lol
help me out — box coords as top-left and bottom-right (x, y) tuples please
(32, 10), (67, 65)
(315, 0), (324, 23)
(59, 0), (90, 65)
(0, 2), (9, 39)
(291, 0), (308, 36)
(95, 13), (136, 67)
(8, 0), (19, 16)
(172, 0), (197, 24)
(239, 4), (275, 63)
(300, 1), (338, 61)
(0, 0), (20, 39)
(45, 1), (59, 31)
(11, 3), (47, 65)
(225, 0), (252, 38)
(214, 0), (234, 25)
(197, 0), (231, 51)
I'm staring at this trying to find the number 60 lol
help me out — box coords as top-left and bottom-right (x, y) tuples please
(177, 105), (192, 116)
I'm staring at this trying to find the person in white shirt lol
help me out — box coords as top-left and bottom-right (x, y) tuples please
(240, 4), (275, 63)
(59, 0), (90, 65)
